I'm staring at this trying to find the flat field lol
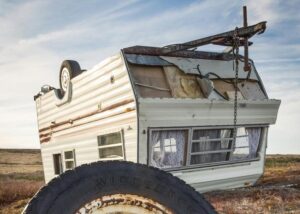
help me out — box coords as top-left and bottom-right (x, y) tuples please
(0, 149), (44, 214)
(205, 155), (300, 213)
(0, 149), (299, 214)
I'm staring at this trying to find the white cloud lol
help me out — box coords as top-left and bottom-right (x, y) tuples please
(246, 0), (280, 26)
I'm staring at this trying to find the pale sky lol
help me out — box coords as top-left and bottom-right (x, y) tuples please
(0, 0), (299, 154)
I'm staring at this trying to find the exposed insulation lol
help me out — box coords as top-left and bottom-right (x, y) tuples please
(128, 62), (266, 100)
(225, 91), (244, 100)
(163, 66), (204, 98)
(213, 80), (236, 98)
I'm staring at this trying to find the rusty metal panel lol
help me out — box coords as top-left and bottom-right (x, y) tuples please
(123, 46), (232, 60)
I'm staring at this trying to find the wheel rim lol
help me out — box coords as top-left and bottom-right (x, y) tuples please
(76, 194), (173, 214)
(61, 67), (70, 92)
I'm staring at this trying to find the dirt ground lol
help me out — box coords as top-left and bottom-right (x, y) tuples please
(205, 155), (300, 213)
(0, 149), (299, 214)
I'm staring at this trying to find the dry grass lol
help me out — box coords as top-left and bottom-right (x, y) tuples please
(0, 199), (30, 214)
(0, 180), (43, 205)
(205, 187), (300, 213)
(0, 149), (44, 214)
(205, 155), (300, 214)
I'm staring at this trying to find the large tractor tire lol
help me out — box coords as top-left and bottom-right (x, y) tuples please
(24, 161), (216, 214)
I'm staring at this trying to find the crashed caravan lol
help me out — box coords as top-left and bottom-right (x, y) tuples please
(34, 21), (280, 192)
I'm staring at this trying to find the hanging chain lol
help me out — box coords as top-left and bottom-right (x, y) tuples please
(232, 27), (240, 145)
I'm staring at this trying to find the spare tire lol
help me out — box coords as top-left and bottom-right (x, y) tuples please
(59, 60), (82, 96)
(24, 161), (216, 214)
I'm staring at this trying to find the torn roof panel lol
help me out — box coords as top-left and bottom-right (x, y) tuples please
(160, 56), (258, 80)
(125, 54), (171, 66)
(124, 53), (258, 80)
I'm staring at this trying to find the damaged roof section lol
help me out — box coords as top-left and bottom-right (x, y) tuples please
(126, 57), (266, 100)
(125, 54), (258, 80)
(122, 20), (268, 101)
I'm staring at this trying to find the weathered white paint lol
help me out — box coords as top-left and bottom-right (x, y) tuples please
(36, 53), (137, 182)
(137, 97), (278, 191)
(35, 51), (280, 193)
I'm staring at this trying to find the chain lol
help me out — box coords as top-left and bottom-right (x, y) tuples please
(232, 27), (240, 145)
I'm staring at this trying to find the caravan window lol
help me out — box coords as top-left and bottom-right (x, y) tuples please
(98, 132), (124, 160)
(190, 129), (232, 164)
(64, 150), (76, 170)
(150, 130), (187, 169)
(149, 127), (262, 169)
(53, 153), (63, 175)
(232, 127), (262, 160)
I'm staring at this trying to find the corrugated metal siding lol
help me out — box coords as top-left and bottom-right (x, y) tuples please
(36, 53), (137, 182)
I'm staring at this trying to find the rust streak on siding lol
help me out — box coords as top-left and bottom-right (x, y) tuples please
(40, 108), (135, 144)
(39, 99), (135, 144)
(39, 99), (134, 132)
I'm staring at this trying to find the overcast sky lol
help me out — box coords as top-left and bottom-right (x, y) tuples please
(0, 0), (299, 154)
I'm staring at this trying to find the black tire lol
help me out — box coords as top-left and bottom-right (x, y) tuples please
(24, 161), (216, 214)
(59, 60), (82, 95)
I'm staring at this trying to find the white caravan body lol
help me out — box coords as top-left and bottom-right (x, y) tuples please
(35, 47), (280, 192)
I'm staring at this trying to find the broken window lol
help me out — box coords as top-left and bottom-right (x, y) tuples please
(231, 127), (261, 160)
(64, 150), (76, 170)
(53, 153), (63, 175)
(150, 130), (187, 169)
(98, 132), (124, 160)
(190, 129), (232, 165)
(149, 127), (263, 169)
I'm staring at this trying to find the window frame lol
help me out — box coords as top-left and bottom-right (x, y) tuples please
(53, 153), (63, 175)
(97, 130), (125, 161)
(63, 149), (76, 171)
(148, 125), (267, 170)
(149, 128), (189, 169)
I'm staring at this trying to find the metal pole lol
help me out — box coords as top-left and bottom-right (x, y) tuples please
(243, 6), (251, 71)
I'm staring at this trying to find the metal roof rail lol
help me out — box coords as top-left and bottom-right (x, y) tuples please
(161, 21), (266, 54)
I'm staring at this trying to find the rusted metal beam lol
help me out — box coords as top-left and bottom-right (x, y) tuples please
(123, 46), (234, 60)
(243, 6), (251, 72)
(162, 21), (266, 54)
(211, 37), (253, 46)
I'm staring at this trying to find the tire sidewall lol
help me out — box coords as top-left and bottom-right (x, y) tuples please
(25, 162), (216, 214)
(59, 60), (81, 96)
